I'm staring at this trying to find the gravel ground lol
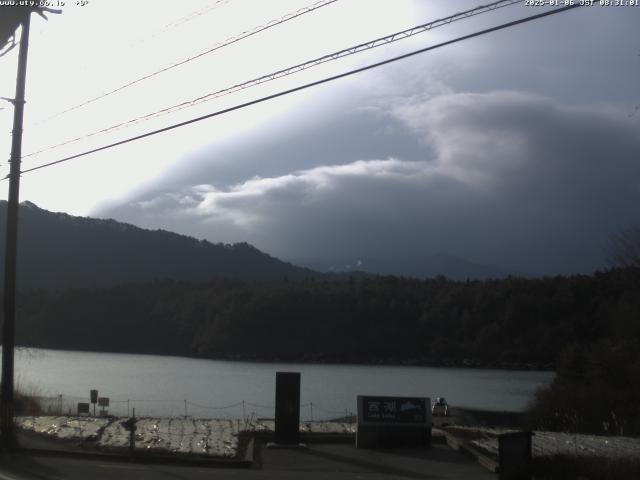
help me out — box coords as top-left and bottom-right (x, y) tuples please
(19, 416), (637, 465)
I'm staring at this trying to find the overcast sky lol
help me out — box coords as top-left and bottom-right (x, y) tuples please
(1, 0), (638, 275)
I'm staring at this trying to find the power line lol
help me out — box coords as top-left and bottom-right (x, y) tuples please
(186, 400), (243, 410)
(22, 0), (522, 160)
(39, 0), (340, 123)
(13, 4), (583, 179)
(158, 0), (233, 32)
(90, 0), (235, 69)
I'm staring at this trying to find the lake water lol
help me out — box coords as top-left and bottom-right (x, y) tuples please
(12, 348), (554, 419)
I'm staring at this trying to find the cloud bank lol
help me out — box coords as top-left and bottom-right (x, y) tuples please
(102, 91), (640, 275)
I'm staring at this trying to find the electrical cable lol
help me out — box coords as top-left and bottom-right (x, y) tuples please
(22, 0), (520, 159)
(186, 400), (243, 410)
(159, 0), (233, 32)
(12, 3), (583, 179)
(40, 0), (340, 123)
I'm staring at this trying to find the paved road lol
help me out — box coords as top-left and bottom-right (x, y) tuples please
(0, 442), (495, 480)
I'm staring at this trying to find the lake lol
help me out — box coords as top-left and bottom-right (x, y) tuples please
(12, 347), (554, 419)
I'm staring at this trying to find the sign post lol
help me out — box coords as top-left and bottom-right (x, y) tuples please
(90, 389), (98, 417)
(121, 413), (137, 454)
(356, 395), (431, 449)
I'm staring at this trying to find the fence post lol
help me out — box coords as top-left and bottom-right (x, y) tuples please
(310, 402), (313, 421)
(127, 399), (130, 417)
(184, 399), (187, 418)
(129, 408), (137, 455)
(242, 400), (246, 422)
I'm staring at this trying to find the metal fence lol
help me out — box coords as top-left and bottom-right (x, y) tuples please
(25, 394), (356, 422)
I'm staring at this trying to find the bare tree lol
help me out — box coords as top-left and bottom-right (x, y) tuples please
(1, 3), (59, 57)
(608, 226), (640, 268)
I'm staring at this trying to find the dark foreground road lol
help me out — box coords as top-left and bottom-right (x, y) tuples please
(0, 442), (495, 480)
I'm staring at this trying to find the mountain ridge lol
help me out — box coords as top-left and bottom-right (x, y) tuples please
(0, 201), (317, 288)
(291, 253), (530, 281)
(0, 201), (529, 288)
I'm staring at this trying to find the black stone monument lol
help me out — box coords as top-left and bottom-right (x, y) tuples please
(274, 371), (301, 445)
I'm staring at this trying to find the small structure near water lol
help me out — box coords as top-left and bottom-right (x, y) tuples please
(356, 395), (432, 449)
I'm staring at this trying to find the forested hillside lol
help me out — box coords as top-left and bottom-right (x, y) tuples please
(0, 201), (316, 288)
(13, 267), (640, 369)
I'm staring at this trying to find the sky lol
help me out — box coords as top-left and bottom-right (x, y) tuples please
(0, 0), (639, 276)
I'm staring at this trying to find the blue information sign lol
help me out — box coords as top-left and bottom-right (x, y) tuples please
(361, 396), (427, 423)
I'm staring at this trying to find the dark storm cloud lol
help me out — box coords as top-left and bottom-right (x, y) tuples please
(101, 91), (640, 274)
(391, 91), (640, 272)
(145, 101), (430, 191)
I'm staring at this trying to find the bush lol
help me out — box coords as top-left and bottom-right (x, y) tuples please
(526, 341), (640, 436)
(14, 390), (42, 416)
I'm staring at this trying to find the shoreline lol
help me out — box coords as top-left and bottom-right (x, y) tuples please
(15, 345), (555, 372)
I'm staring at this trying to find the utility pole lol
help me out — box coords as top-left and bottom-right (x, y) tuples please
(1, 10), (31, 449)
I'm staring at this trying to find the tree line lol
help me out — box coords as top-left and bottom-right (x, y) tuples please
(9, 267), (638, 368)
(8, 266), (640, 434)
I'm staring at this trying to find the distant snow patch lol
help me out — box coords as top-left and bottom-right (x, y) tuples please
(17, 416), (355, 458)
